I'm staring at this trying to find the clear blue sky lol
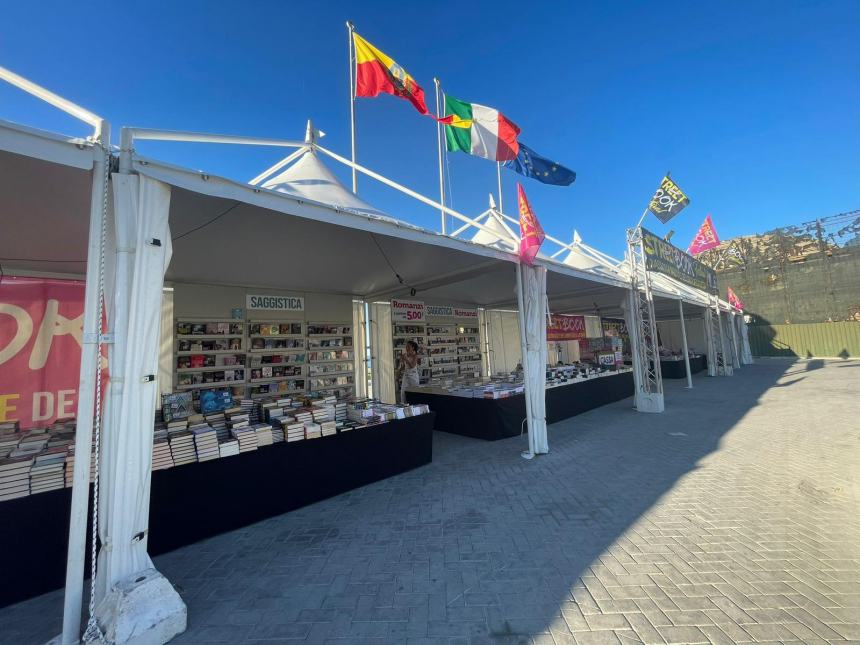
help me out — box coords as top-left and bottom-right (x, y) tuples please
(1, 1), (858, 256)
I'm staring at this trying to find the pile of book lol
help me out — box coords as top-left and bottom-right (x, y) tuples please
(152, 437), (174, 470)
(320, 421), (337, 437)
(30, 450), (65, 494)
(0, 455), (32, 501)
(253, 423), (274, 447)
(285, 420), (305, 442)
(304, 423), (322, 440)
(204, 412), (230, 443)
(168, 429), (196, 466)
(218, 439), (240, 458)
(231, 427), (258, 453)
(191, 425), (219, 462)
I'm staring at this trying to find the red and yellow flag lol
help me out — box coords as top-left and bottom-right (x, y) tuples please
(518, 184), (545, 266)
(353, 32), (430, 116)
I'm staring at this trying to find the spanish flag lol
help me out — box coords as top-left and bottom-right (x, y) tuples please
(353, 32), (430, 116)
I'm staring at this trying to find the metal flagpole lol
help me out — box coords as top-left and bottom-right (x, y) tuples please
(496, 162), (504, 213)
(434, 78), (446, 234)
(346, 21), (357, 194)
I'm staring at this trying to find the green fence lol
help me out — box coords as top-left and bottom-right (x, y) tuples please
(749, 322), (860, 358)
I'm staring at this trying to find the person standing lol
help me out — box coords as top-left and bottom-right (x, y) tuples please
(399, 340), (421, 403)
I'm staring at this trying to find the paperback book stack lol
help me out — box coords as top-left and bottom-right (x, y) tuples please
(335, 402), (347, 424)
(231, 427), (258, 453)
(253, 423), (274, 447)
(168, 431), (197, 466)
(285, 420), (305, 442)
(0, 455), (32, 501)
(270, 422), (285, 443)
(152, 437), (174, 470)
(30, 451), (66, 494)
(304, 423), (322, 440)
(240, 399), (260, 424)
(218, 439), (240, 458)
(0, 431), (20, 458)
(320, 421), (337, 437)
(64, 448), (75, 487)
(294, 409), (313, 426)
(204, 412), (230, 443)
(191, 425), (219, 462)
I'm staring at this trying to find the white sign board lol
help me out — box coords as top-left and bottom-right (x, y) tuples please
(391, 299), (425, 322)
(246, 294), (305, 311)
(426, 305), (453, 319)
(453, 308), (478, 319)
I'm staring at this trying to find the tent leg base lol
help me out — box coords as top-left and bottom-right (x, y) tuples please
(634, 392), (664, 413)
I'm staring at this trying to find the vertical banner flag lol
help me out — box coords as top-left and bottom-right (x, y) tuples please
(517, 183), (545, 265)
(648, 175), (690, 223)
(444, 95), (520, 161)
(688, 214), (721, 256)
(353, 32), (431, 116)
(727, 287), (744, 311)
(0, 277), (90, 428)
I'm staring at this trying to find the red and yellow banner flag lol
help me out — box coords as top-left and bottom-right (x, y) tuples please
(517, 183), (545, 266)
(353, 32), (430, 116)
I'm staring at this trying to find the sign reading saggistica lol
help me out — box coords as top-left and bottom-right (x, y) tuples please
(246, 294), (305, 311)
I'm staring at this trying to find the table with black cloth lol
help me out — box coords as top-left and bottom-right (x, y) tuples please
(0, 413), (434, 608)
(406, 371), (634, 441)
(660, 354), (707, 378)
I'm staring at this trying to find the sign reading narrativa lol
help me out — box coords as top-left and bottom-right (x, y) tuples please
(246, 294), (305, 311)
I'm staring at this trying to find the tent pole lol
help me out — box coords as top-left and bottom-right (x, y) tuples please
(434, 78), (446, 235)
(61, 123), (110, 645)
(346, 21), (357, 194)
(496, 162), (504, 213)
(515, 263), (535, 457)
(678, 299), (693, 389)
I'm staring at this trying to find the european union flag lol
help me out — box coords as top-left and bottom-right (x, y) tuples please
(503, 142), (576, 186)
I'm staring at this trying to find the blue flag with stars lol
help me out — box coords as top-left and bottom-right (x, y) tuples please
(503, 142), (576, 186)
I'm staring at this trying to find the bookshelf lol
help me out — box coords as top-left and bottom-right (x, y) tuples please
(307, 322), (355, 397)
(456, 324), (482, 376)
(174, 319), (247, 403)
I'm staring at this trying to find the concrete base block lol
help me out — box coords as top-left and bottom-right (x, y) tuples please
(635, 392), (665, 413)
(87, 568), (186, 645)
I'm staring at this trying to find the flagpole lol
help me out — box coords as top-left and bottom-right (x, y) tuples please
(634, 206), (649, 230)
(346, 20), (357, 194)
(434, 77), (446, 234)
(496, 162), (504, 213)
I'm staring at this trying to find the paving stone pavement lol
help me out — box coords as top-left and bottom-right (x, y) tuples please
(2, 358), (859, 644)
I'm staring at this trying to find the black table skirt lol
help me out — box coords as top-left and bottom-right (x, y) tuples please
(407, 371), (634, 441)
(0, 413), (434, 608)
(661, 355), (707, 379)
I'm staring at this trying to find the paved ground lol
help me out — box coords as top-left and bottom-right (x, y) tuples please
(3, 358), (860, 644)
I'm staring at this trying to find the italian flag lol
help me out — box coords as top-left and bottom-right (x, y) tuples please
(444, 95), (521, 162)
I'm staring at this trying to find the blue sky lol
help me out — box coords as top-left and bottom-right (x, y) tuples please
(1, 1), (858, 256)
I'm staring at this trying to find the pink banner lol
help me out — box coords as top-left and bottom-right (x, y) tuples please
(518, 183), (545, 265)
(0, 277), (87, 428)
(727, 286), (744, 311)
(688, 214), (721, 256)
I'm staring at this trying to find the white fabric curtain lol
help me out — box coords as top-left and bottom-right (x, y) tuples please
(486, 310), (522, 375)
(369, 302), (396, 403)
(352, 300), (368, 398)
(729, 312), (741, 368)
(704, 309), (718, 377)
(477, 308), (490, 376)
(95, 174), (173, 600)
(519, 264), (548, 455)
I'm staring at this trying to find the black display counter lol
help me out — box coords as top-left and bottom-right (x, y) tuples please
(0, 413), (434, 608)
(407, 371), (633, 441)
(660, 355), (707, 379)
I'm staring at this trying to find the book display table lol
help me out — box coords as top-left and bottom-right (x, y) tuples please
(0, 413), (434, 608)
(660, 354), (707, 379)
(407, 371), (633, 441)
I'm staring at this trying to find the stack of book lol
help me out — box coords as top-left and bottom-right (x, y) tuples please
(285, 421), (305, 442)
(218, 439), (240, 458)
(191, 425), (219, 462)
(64, 448), (76, 486)
(29, 453), (65, 494)
(152, 438), (174, 470)
(231, 427), (258, 453)
(204, 412), (230, 443)
(270, 423), (285, 443)
(335, 402), (347, 423)
(320, 421), (337, 437)
(304, 422), (322, 440)
(253, 423), (274, 447)
(0, 455), (32, 501)
(0, 432), (20, 458)
(240, 399), (259, 424)
(15, 431), (50, 456)
(294, 409), (313, 426)
(168, 431), (197, 466)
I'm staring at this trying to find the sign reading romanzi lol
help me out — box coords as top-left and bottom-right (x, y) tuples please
(640, 227), (718, 294)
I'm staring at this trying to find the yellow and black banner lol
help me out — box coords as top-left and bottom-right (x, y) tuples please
(641, 227), (719, 294)
(648, 175), (690, 223)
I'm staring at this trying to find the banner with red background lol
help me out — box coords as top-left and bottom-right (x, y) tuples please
(0, 276), (88, 428)
(547, 314), (587, 341)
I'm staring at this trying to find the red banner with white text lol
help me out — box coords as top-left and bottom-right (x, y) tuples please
(0, 277), (89, 428)
(547, 314), (587, 341)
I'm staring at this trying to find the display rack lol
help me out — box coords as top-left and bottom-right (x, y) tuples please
(456, 324), (482, 376)
(174, 319), (247, 403)
(426, 323), (459, 378)
(307, 322), (355, 396)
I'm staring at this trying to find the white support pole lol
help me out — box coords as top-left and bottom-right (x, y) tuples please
(729, 311), (741, 369)
(678, 299), (693, 389)
(61, 124), (110, 645)
(716, 305), (732, 376)
(434, 78), (446, 234)
(496, 162), (504, 213)
(515, 263), (535, 457)
(346, 21), (357, 194)
(634, 206), (650, 230)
